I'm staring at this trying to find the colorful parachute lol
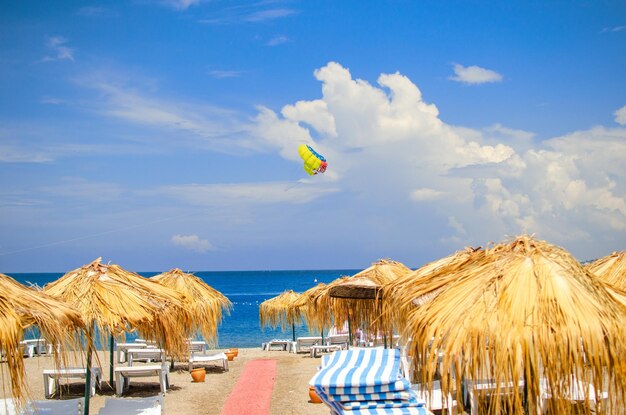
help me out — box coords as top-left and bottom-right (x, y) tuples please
(298, 144), (328, 175)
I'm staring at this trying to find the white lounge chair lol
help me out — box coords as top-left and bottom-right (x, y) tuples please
(188, 351), (229, 372)
(114, 362), (169, 396)
(98, 395), (163, 415)
(42, 367), (102, 399)
(294, 336), (322, 353)
(324, 334), (349, 349)
(1, 398), (83, 415)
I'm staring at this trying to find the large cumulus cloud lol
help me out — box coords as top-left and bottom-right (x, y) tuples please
(251, 62), (626, 258)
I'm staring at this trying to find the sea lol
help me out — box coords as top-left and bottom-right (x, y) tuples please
(10, 269), (359, 349)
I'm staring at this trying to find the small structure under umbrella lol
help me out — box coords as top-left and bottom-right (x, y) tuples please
(386, 236), (626, 414)
(44, 258), (192, 415)
(150, 268), (231, 347)
(259, 290), (303, 341)
(328, 259), (412, 345)
(0, 273), (84, 407)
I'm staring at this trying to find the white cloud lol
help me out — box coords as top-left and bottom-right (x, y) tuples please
(155, 182), (339, 207)
(0, 144), (53, 163)
(208, 69), (245, 79)
(171, 234), (213, 252)
(250, 62), (626, 257)
(615, 105), (626, 125)
(161, 0), (201, 10)
(267, 35), (289, 46)
(410, 188), (445, 201)
(601, 25), (626, 33)
(42, 36), (75, 62)
(199, 7), (297, 25)
(449, 63), (503, 85)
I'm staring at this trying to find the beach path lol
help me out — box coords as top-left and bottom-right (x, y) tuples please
(221, 359), (277, 415)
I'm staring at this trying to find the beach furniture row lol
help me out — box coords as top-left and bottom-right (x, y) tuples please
(0, 396), (162, 415)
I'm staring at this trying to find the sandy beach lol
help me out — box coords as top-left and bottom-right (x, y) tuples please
(2, 348), (330, 415)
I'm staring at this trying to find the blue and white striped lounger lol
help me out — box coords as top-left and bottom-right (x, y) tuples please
(310, 348), (430, 415)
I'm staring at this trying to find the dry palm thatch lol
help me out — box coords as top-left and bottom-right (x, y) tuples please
(391, 236), (626, 415)
(586, 251), (626, 289)
(150, 269), (231, 347)
(382, 247), (484, 336)
(328, 259), (413, 342)
(43, 258), (193, 360)
(0, 273), (84, 406)
(294, 282), (333, 332)
(259, 290), (303, 331)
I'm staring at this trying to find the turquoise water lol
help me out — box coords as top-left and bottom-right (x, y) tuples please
(10, 269), (358, 349)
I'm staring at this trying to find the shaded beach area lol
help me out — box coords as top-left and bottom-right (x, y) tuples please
(2, 348), (329, 415)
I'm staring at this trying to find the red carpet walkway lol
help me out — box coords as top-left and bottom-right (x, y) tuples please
(221, 359), (277, 415)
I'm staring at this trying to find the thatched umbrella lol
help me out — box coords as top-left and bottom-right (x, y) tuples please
(150, 268), (232, 347)
(259, 290), (303, 341)
(386, 236), (626, 414)
(586, 251), (626, 289)
(43, 258), (192, 415)
(328, 259), (412, 345)
(294, 283), (333, 341)
(0, 273), (84, 407)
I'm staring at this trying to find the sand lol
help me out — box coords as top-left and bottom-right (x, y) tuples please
(2, 348), (330, 415)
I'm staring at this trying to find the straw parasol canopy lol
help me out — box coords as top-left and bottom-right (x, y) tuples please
(150, 268), (231, 346)
(259, 290), (303, 330)
(0, 273), (84, 404)
(383, 247), (484, 335)
(330, 259), (412, 299)
(387, 236), (626, 414)
(259, 290), (303, 341)
(43, 258), (193, 359)
(586, 251), (626, 289)
(294, 282), (332, 333)
(327, 259), (413, 342)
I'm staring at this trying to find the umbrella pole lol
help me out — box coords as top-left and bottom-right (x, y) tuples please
(109, 333), (114, 385)
(84, 323), (94, 415)
(292, 323), (295, 342)
(347, 315), (352, 349)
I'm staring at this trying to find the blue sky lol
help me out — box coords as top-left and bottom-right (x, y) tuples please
(1, 0), (625, 273)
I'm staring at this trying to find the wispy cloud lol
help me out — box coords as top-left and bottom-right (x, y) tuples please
(601, 25), (625, 33)
(615, 105), (626, 126)
(171, 234), (213, 252)
(449, 63), (502, 85)
(267, 35), (289, 46)
(208, 69), (245, 79)
(199, 6), (297, 25)
(39, 96), (66, 105)
(160, 0), (202, 11)
(76, 6), (116, 17)
(42, 36), (75, 62)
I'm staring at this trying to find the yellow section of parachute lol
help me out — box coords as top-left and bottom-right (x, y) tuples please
(298, 144), (327, 176)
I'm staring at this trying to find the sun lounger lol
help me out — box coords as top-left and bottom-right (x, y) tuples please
(294, 336), (322, 353)
(114, 363), (169, 396)
(42, 367), (102, 399)
(262, 339), (293, 351)
(1, 398), (83, 415)
(116, 342), (149, 363)
(310, 344), (343, 358)
(188, 351), (229, 372)
(325, 334), (350, 349)
(127, 348), (165, 366)
(310, 348), (431, 414)
(98, 395), (163, 415)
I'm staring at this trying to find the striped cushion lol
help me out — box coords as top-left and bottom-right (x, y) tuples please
(327, 391), (413, 402)
(310, 349), (404, 391)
